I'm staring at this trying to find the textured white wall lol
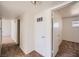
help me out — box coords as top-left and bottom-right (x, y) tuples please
(2, 18), (17, 43)
(20, 14), (34, 54)
(11, 20), (17, 43)
(59, 2), (79, 18)
(53, 11), (63, 56)
(62, 16), (79, 43)
(2, 19), (11, 37)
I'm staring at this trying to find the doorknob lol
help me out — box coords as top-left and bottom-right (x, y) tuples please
(41, 36), (46, 38)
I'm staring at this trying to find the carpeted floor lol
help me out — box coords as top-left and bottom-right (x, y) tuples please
(56, 40), (79, 57)
(1, 43), (43, 57)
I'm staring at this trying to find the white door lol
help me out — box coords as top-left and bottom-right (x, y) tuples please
(34, 10), (51, 57)
(35, 19), (48, 56)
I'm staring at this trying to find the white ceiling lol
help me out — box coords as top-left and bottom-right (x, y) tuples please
(58, 2), (79, 18)
(0, 1), (69, 19)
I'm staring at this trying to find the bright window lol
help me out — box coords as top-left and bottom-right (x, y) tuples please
(53, 22), (59, 28)
(72, 21), (79, 27)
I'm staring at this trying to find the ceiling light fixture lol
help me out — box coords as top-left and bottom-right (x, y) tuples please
(31, 1), (40, 7)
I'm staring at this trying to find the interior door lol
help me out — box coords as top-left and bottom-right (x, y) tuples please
(35, 16), (51, 57)
(35, 18), (47, 56)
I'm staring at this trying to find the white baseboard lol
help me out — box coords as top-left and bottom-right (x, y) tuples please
(20, 46), (34, 55)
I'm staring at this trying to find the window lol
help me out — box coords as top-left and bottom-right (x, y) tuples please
(53, 22), (59, 28)
(72, 20), (79, 27)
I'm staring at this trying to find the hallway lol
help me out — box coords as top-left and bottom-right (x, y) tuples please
(0, 1), (74, 57)
(2, 37), (16, 44)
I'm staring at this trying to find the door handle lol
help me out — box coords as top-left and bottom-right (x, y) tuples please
(41, 36), (46, 38)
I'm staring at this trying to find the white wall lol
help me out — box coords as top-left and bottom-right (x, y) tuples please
(20, 14), (34, 54)
(58, 2), (79, 43)
(2, 18), (17, 43)
(2, 19), (11, 37)
(11, 20), (17, 43)
(59, 2), (79, 18)
(62, 16), (79, 43)
(53, 11), (63, 56)
(34, 9), (52, 57)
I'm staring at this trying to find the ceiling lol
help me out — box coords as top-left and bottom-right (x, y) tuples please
(58, 2), (79, 18)
(0, 1), (70, 19)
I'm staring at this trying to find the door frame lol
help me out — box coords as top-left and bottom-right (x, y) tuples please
(17, 19), (20, 46)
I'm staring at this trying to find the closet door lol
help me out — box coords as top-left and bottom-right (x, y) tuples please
(0, 18), (2, 56)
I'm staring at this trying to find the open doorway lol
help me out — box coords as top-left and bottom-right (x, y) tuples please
(52, 2), (79, 57)
(2, 19), (18, 45)
(1, 19), (25, 57)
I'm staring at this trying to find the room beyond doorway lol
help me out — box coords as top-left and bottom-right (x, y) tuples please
(2, 19), (18, 45)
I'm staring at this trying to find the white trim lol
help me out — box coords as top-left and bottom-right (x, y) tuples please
(20, 46), (34, 55)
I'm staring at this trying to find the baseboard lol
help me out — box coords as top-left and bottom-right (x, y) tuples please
(20, 46), (34, 55)
(35, 50), (44, 57)
(63, 40), (79, 44)
(19, 47), (43, 57)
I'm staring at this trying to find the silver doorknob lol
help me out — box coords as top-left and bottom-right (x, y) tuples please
(41, 36), (46, 38)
